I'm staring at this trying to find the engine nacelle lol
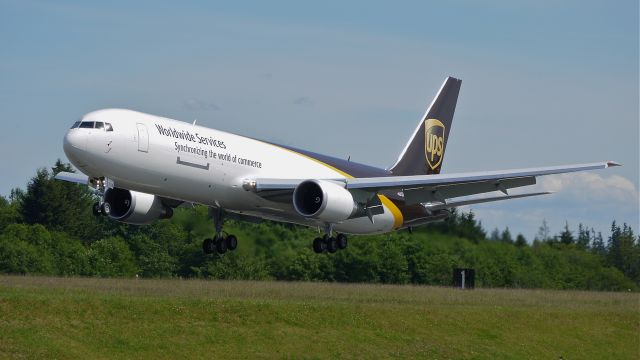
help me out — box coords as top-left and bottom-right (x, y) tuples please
(103, 188), (173, 224)
(293, 180), (357, 223)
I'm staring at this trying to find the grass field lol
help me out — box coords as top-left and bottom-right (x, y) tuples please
(0, 276), (638, 359)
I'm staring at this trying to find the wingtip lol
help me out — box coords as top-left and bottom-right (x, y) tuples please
(606, 161), (622, 167)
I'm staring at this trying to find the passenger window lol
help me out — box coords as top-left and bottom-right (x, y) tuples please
(105, 123), (113, 131)
(70, 121), (80, 129)
(79, 122), (94, 128)
(95, 122), (104, 129)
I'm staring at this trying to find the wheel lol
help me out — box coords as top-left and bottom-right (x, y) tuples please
(226, 235), (238, 251)
(101, 202), (111, 216)
(92, 202), (102, 217)
(327, 237), (338, 253)
(202, 238), (215, 254)
(312, 237), (325, 253)
(216, 238), (228, 254)
(336, 234), (348, 250)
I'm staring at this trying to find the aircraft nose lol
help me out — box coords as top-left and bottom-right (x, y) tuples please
(63, 128), (86, 155)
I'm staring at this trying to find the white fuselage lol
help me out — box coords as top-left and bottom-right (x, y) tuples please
(63, 109), (401, 234)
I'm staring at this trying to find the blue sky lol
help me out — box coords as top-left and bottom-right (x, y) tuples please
(1, 0), (638, 240)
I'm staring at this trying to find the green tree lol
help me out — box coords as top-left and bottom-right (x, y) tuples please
(559, 222), (574, 245)
(87, 237), (138, 277)
(606, 223), (639, 284)
(127, 233), (178, 278)
(515, 234), (527, 247)
(590, 231), (606, 258)
(576, 224), (590, 249)
(0, 195), (21, 231)
(274, 249), (324, 281)
(501, 227), (513, 244)
(49, 231), (90, 275)
(19, 160), (102, 240)
(378, 240), (409, 284)
(0, 224), (56, 274)
(423, 209), (486, 242)
(332, 238), (380, 282)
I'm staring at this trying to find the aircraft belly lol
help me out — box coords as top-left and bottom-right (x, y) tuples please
(238, 200), (396, 235)
(335, 209), (396, 234)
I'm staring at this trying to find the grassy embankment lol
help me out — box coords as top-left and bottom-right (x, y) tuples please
(0, 276), (638, 359)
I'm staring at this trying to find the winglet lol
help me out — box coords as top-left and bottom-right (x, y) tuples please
(606, 161), (622, 167)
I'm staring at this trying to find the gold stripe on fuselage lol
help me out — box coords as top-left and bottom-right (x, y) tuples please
(378, 195), (404, 229)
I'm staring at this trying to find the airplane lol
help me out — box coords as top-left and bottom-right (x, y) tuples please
(56, 76), (620, 255)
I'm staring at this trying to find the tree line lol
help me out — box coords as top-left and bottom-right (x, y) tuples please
(0, 160), (638, 291)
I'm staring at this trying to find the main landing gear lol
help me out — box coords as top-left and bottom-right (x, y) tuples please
(202, 234), (237, 255)
(203, 208), (239, 255)
(312, 224), (348, 254)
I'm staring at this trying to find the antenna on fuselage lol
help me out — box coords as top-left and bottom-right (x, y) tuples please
(192, 119), (197, 125)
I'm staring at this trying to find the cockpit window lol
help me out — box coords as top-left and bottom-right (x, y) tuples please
(77, 121), (113, 130)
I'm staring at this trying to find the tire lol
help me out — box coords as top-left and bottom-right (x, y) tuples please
(312, 237), (325, 253)
(92, 202), (102, 217)
(327, 237), (338, 253)
(202, 238), (215, 254)
(101, 202), (111, 216)
(226, 235), (238, 251)
(216, 238), (228, 254)
(336, 234), (348, 250)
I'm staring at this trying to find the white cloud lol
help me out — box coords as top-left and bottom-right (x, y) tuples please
(461, 173), (639, 241)
(538, 173), (638, 208)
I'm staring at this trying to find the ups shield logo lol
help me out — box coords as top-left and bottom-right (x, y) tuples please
(424, 119), (445, 171)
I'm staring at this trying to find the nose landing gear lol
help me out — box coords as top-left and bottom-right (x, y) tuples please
(92, 200), (111, 217)
(92, 202), (102, 217)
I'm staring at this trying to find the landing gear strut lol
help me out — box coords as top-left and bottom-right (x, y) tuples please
(92, 202), (102, 217)
(312, 224), (348, 254)
(202, 208), (239, 255)
(91, 178), (108, 218)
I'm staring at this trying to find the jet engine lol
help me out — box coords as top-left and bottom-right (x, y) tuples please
(293, 180), (357, 223)
(102, 188), (173, 224)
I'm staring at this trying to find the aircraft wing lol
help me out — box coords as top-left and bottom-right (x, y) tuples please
(251, 161), (619, 204)
(54, 171), (89, 184)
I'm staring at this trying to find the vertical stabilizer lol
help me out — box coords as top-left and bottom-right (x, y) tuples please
(389, 76), (461, 176)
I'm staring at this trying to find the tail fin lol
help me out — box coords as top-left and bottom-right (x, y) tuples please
(389, 76), (461, 176)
